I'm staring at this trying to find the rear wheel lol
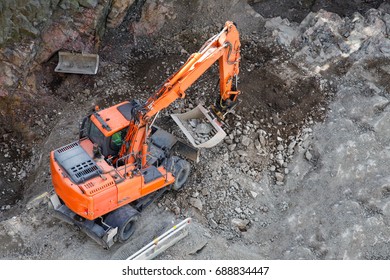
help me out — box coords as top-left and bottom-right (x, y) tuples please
(172, 158), (191, 191)
(118, 215), (137, 242)
(105, 205), (139, 243)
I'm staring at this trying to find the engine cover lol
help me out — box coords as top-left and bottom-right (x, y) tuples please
(54, 142), (101, 184)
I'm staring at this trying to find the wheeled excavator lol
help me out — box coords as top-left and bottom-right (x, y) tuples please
(49, 21), (241, 248)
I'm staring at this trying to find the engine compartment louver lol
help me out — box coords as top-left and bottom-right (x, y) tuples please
(54, 142), (101, 184)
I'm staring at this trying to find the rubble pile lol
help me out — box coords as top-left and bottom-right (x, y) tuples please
(160, 4), (390, 247)
(183, 118), (215, 145)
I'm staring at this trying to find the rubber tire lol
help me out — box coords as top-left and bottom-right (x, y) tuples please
(105, 205), (139, 243)
(172, 158), (191, 191)
(118, 215), (138, 243)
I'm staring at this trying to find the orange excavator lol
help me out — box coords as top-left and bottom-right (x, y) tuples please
(49, 21), (241, 248)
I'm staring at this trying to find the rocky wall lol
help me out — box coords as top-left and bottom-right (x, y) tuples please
(0, 0), (136, 97)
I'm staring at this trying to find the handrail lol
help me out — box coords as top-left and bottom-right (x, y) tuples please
(114, 153), (137, 179)
(114, 152), (170, 180)
(127, 217), (192, 260)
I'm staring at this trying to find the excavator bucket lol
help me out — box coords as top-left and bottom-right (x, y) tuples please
(55, 51), (99, 75)
(171, 104), (226, 148)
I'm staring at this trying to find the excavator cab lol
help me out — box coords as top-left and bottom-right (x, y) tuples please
(79, 116), (127, 159)
(78, 100), (141, 159)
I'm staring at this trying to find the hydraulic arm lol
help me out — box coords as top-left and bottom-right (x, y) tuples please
(119, 21), (241, 166)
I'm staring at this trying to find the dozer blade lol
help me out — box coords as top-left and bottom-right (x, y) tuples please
(55, 51), (99, 75)
(171, 104), (226, 148)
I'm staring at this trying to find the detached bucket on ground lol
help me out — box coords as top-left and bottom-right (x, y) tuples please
(55, 51), (99, 75)
(171, 104), (226, 148)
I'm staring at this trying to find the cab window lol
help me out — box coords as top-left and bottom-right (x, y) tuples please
(89, 122), (105, 147)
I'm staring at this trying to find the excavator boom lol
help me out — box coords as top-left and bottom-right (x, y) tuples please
(119, 21), (240, 163)
(144, 21), (240, 119)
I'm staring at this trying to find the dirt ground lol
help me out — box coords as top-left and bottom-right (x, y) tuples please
(1, 0), (390, 260)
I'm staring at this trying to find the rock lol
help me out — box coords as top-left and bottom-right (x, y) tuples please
(172, 206), (180, 215)
(206, 212), (214, 220)
(189, 119), (198, 128)
(192, 191), (199, 198)
(276, 153), (283, 160)
(305, 150), (313, 161)
(223, 153), (229, 161)
(288, 140), (297, 150)
(231, 218), (249, 231)
(272, 114), (281, 125)
(241, 135), (251, 147)
(228, 144), (236, 151)
(230, 181), (239, 190)
(373, 112), (390, 142)
(303, 128), (312, 134)
(0, 88), (8, 96)
(249, 191), (258, 199)
(189, 240), (208, 255)
(189, 198), (203, 211)
(131, 0), (175, 36)
(269, 165), (276, 172)
(237, 150), (248, 157)
(209, 219), (218, 229)
(1, 1), (49, 45)
(277, 144), (284, 151)
(275, 172), (284, 182)
(180, 48), (189, 55)
(78, 0), (98, 9)
(201, 188), (209, 196)
(107, 0), (136, 28)
(235, 207), (243, 214)
(0, 62), (18, 88)
(380, 45), (390, 54)
(60, 0), (80, 10)
(254, 139), (262, 151)
(26, 191), (50, 210)
(265, 17), (299, 47)
(196, 122), (212, 135)
(260, 206), (269, 213)
(259, 134), (266, 146)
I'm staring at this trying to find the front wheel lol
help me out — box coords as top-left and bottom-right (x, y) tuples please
(172, 158), (191, 191)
